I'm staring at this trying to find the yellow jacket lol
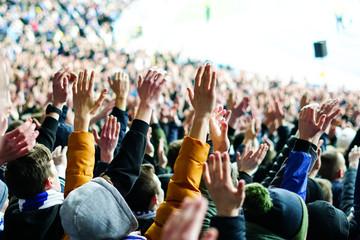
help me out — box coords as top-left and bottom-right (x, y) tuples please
(63, 131), (95, 240)
(145, 136), (210, 240)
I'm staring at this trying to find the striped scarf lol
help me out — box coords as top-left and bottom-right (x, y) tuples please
(18, 190), (64, 212)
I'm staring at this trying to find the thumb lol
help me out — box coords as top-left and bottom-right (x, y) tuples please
(317, 114), (326, 129)
(186, 87), (194, 105)
(200, 228), (218, 240)
(92, 129), (100, 144)
(138, 75), (144, 87)
(220, 122), (228, 135)
(236, 180), (246, 204)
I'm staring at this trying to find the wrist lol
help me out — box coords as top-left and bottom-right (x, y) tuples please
(74, 116), (91, 132)
(349, 162), (358, 169)
(53, 102), (64, 110)
(216, 208), (240, 217)
(115, 96), (127, 111)
(100, 151), (114, 163)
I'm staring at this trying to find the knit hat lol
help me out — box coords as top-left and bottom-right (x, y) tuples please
(60, 177), (138, 240)
(0, 180), (8, 209)
(336, 127), (356, 151)
(306, 178), (324, 204)
(307, 200), (349, 240)
(244, 183), (308, 240)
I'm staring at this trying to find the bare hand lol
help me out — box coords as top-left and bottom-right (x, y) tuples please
(108, 71), (129, 110)
(157, 138), (168, 168)
(298, 104), (326, 143)
(0, 120), (39, 165)
(53, 67), (73, 108)
(187, 63), (216, 119)
(237, 143), (268, 174)
(349, 145), (360, 169)
(73, 69), (107, 131)
(209, 106), (231, 153)
(92, 116), (120, 163)
(203, 151), (246, 217)
(161, 197), (218, 240)
(52, 145), (68, 167)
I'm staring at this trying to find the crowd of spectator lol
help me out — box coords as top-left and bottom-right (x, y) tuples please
(1, 0), (360, 240)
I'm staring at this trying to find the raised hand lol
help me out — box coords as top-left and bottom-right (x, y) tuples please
(52, 145), (68, 167)
(92, 116), (120, 163)
(203, 151), (246, 217)
(228, 96), (250, 129)
(209, 105), (231, 153)
(316, 99), (341, 133)
(243, 118), (260, 145)
(161, 197), (218, 240)
(108, 71), (129, 110)
(135, 67), (167, 124)
(145, 127), (155, 157)
(157, 138), (168, 168)
(187, 63), (216, 142)
(73, 69), (108, 131)
(53, 67), (75, 109)
(187, 63), (216, 119)
(348, 145), (360, 169)
(237, 143), (269, 175)
(0, 119), (39, 165)
(298, 104), (326, 143)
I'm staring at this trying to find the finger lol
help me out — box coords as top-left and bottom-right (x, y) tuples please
(92, 129), (100, 144)
(203, 162), (212, 186)
(107, 76), (112, 87)
(214, 151), (223, 181)
(88, 71), (95, 92)
(53, 146), (61, 155)
(187, 88), (194, 105)
(210, 71), (216, 91)
(220, 122), (228, 136)
(236, 151), (241, 163)
(236, 179), (246, 203)
(63, 76), (69, 92)
(224, 110), (232, 122)
(115, 122), (120, 139)
(102, 116), (110, 138)
(144, 69), (155, 80)
(317, 114), (326, 129)
(77, 71), (83, 92)
(201, 63), (211, 89)
(82, 69), (88, 91)
(138, 75), (144, 88)
(62, 146), (68, 155)
(0, 116), (8, 136)
(194, 65), (204, 88)
(317, 139), (324, 149)
(91, 89), (108, 115)
(109, 116), (116, 138)
(73, 75), (78, 94)
(222, 152), (231, 183)
(16, 129), (39, 151)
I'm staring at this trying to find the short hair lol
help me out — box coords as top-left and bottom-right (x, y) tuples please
(319, 149), (345, 181)
(167, 140), (183, 171)
(315, 178), (333, 203)
(5, 144), (53, 199)
(125, 164), (159, 211)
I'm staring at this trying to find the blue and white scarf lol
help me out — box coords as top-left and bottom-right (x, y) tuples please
(133, 210), (156, 221)
(18, 190), (64, 212)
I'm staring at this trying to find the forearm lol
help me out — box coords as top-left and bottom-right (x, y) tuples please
(104, 119), (148, 196)
(189, 114), (210, 143)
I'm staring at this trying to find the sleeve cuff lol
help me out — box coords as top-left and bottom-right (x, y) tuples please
(293, 139), (312, 153)
(130, 119), (149, 135)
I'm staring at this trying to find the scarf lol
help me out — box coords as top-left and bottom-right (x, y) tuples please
(133, 210), (156, 220)
(18, 190), (64, 212)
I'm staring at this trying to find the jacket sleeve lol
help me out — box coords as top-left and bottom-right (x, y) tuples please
(280, 139), (312, 201)
(64, 132), (95, 198)
(104, 119), (148, 197)
(210, 215), (246, 240)
(340, 167), (357, 216)
(37, 116), (59, 151)
(144, 136), (210, 240)
(110, 107), (128, 156)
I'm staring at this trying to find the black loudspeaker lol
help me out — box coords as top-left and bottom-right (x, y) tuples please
(314, 41), (328, 58)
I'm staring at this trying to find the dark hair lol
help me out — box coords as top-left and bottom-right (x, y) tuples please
(5, 144), (53, 198)
(125, 164), (159, 211)
(167, 140), (183, 171)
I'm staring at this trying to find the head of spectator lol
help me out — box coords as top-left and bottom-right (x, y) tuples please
(307, 200), (349, 240)
(243, 183), (308, 240)
(315, 178), (333, 204)
(126, 164), (164, 212)
(319, 149), (346, 181)
(5, 143), (60, 199)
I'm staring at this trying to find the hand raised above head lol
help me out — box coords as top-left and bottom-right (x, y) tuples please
(73, 69), (107, 131)
(187, 63), (216, 118)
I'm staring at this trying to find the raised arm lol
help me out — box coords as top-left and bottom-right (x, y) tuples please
(145, 63), (216, 239)
(64, 69), (107, 197)
(103, 67), (167, 196)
